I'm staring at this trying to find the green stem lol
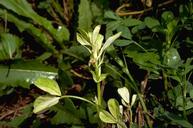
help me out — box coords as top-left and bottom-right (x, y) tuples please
(60, 95), (96, 106)
(129, 107), (133, 128)
(182, 75), (188, 119)
(97, 82), (102, 106)
(137, 93), (152, 128)
(163, 71), (168, 91)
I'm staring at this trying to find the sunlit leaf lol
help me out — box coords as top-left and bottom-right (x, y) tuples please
(131, 94), (137, 107)
(33, 96), (60, 113)
(99, 110), (117, 124)
(118, 87), (130, 104)
(98, 32), (121, 58)
(108, 99), (121, 119)
(34, 77), (61, 96)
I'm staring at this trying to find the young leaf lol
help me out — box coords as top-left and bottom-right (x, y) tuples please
(33, 96), (60, 113)
(108, 99), (121, 120)
(34, 77), (61, 96)
(98, 32), (121, 58)
(99, 110), (117, 124)
(131, 94), (137, 107)
(92, 25), (101, 44)
(117, 87), (130, 104)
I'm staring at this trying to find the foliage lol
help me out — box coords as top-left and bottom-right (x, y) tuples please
(0, 0), (193, 128)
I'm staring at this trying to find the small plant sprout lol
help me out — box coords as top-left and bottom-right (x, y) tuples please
(77, 25), (121, 106)
(117, 87), (137, 126)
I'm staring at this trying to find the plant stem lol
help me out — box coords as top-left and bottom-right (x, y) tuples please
(137, 93), (152, 128)
(163, 71), (168, 91)
(97, 82), (102, 106)
(129, 108), (133, 128)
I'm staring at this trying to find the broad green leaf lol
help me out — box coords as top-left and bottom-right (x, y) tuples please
(78, 0), (92, 31)
(116, 26), (132, 39)
(33, 96), (60, 113)
(163, 48), (181, 67)
(106, 21), (121, 38)
(0, 60), (57, 88)
(144, 17), (160, 30)
(117, 87), (130, 104)
(99, 110), (117, 124)
(108, 99), (121, 120)
(34, 77), (61, 96)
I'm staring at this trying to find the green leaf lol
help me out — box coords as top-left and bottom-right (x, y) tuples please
(108, 99), (121, 120)
(163, 48), (181, 67)
(116, 26), (132, 39)
(0, 33), (22, 61)
(0, 60), (57, 88)
(99, 32), (121, 57)
(34, 77), (61, 96)
(104, 11), (120, 20)
(106, 21), (121, 38)
(0, 0), (69, 44)
(99, 110), (117, 124)
(190, 89), (193, 98)
(122, 18), (143, 27)
(114, 39), (133, 47)
(164, 111), (193, 128)
(144, 17), (160, 31)
(124, 46), (161, 73)
(50, 100), (82, 125)
(0, 9), (56, 52)
(33, 96), (60, 113)
(78, 0), (92, 31)
(161, 11), (174, 23)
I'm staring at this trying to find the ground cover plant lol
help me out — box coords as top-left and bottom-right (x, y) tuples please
(0, 0), (193, 127)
